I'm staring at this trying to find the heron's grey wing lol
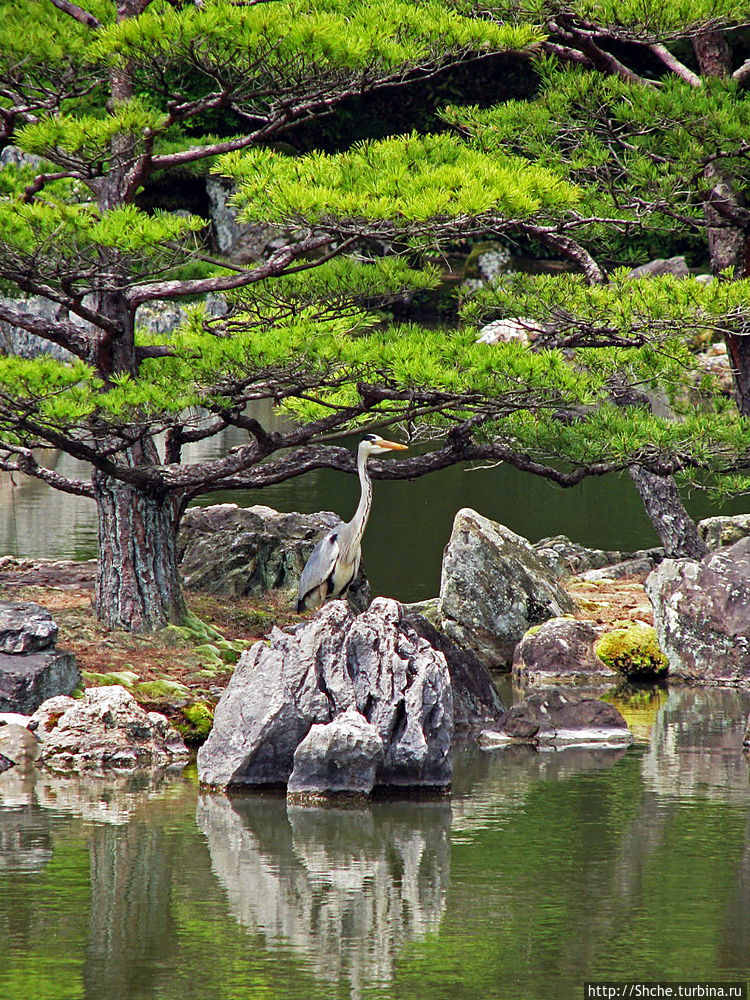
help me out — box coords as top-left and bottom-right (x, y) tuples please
(297, 529), (341, 605)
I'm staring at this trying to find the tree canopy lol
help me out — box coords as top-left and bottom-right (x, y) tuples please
(2, 0), (750, 629)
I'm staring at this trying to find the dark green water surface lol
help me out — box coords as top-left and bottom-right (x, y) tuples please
(2, 688), (750, 1000)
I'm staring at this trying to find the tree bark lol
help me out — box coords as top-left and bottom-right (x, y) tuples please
(628, 466), (708, 560)
(94, 470), (186, 632)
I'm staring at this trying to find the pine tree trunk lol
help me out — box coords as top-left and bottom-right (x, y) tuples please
(628, 466), (709, 560)
(94, 470), (186, 632)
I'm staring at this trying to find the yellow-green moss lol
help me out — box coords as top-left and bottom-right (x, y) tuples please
(82, 669), (139, 690)
(175, 702), (215, 745)
(595, 622), (668, 680)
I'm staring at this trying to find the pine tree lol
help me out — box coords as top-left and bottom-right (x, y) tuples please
(2, 0), (750, 631)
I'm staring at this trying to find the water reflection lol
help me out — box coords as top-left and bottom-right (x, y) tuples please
(196, 792), (451, 997)
(0, 689), (749, 999)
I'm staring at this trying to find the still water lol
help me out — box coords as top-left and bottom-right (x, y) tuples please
(3, 428), (749, 600)
(2, 688), (750, 1000)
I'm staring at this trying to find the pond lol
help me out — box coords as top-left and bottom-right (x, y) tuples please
(1, 687), (749, 1000)
(3, 423), (749, 601)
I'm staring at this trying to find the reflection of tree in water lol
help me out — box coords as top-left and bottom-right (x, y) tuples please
(196, 793), (451, 997)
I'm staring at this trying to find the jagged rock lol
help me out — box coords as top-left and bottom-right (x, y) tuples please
(197, 598), (453, 793)
(437, 509), (576, 668)
(404, 613), (504, 728)
(532, 534), (663, 580)
(0, 650), (80, 715)
(206, 177), (298, 262)
(0, 600), (58, 653)
(178, 503), (370, 609)
(479, 689), (632, 748)
(698, 513), (750, 551)
(513, 618), (617, 687)
(628, 256), (691, 279)
(29, 686), (189, 771)
(646, 538), (750, 684)
(287, 706), (385, 802)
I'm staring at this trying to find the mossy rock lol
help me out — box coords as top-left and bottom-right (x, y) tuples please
(133, 679), (192, 705)
(595, 622), (668, 681)
(175, 702), (214, 745)
(82, 669), (139, 690)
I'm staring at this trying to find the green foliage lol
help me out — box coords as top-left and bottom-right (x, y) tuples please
(222, 131), (580, 228)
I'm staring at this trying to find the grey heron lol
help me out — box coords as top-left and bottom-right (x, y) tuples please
(296, 433), (408, 613)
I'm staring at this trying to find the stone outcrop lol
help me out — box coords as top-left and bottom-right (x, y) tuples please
(0, 723), (41, 772)
(178, 503), (370, 609)
(287, 706), (385, 802)
(0, 599), (80, 715)
(532, 534), (663, 580)
(645, 537), (750, 684)
(513, 618), (618, 687)
(438, 509), (575, 668)
(29, 686), (189, 771)
(198, 598), (454, 794)
(404, 612), (504, 728)
(479, 689), (632, 748)
(628, 255), (691, 279)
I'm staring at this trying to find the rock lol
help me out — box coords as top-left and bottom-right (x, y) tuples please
(28, 686), (189, 771)
(198, 598), (453, 793)
(476, 317), (543, 346)
(513, 618), (618, 687)
(479, 689), (632, 748)
(0, 600), (58, 653)
(0, 723), (41, 769)
(206, 177), (298, 262)
(595, 622), (668, 681)
(286, 706), (385, 802)
(0, 650), (80, 715)
(645, 537), (750, 684)
(178, 503), (370, 610)
(438, 509), (576, 668)
(579, 556), (657, 582)
(404, 612), (504, 728)
(532, 534), (663, 580)
(698, 513), (750, 551)
(628, 256), (690, 279)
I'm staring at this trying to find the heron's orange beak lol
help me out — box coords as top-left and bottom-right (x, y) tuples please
(380, 439), (408, 450)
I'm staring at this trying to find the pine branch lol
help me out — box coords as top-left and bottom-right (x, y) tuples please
(0, 300), (94, 361)
(647, 43), (702, 86)
(46, 0), (101, 29)
(0, 446), (95, 497)
(125, 232), (336, 305)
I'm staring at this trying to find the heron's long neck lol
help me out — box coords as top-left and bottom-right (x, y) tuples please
(350, 447), (373, 544)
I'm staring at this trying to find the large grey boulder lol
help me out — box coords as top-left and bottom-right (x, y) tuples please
(287, 706), (384, 802)
(513, 618), (618, 688)
(29, 686), (189, 771)
(178, 503), (370, 609)
(532, 534), (662, 580)
(645, 537), (750, 684)
(198, 598), (453, 793)
(0, 600), (58, 653)
(438, 509), (576, 668)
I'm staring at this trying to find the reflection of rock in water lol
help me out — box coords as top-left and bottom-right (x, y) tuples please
(196, 793), (451, 997)
(641, 688), (750, 803)
(0, 802), (53, 872)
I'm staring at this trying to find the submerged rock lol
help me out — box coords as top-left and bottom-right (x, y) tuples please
(438, 509), (575, 668)
(479, 689), (632, 749)
(198, 598), (453, 794)
(29, 686), (189, 772)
